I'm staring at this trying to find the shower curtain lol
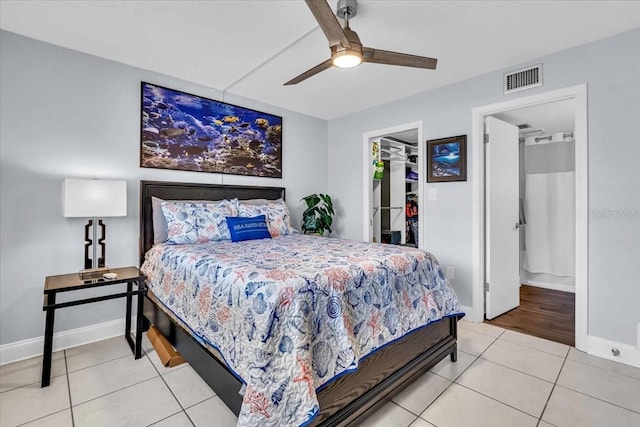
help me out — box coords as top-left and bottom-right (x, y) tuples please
(523, 132), (575, 278)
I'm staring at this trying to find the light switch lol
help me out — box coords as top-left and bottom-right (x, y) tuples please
(428, 189), (437, 200)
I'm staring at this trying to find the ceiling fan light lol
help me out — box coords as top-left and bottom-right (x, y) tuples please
(332, 50), (362, 68)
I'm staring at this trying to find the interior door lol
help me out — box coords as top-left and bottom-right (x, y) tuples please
(485, 116), (520, 319)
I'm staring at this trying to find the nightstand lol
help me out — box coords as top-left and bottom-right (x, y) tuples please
(41, 266), (146, 387)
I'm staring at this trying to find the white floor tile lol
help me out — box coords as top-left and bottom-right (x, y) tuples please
(20, 409), (73, 427)
(542, 385), (640, 427)
(459, 320), (505, 338)
(0, 376), (69, 426)
(499, 330), (569, 357)
(567, 347), (640, 380)
(149, 411), (194, 427)
(186, 396), (237, 427)
(456, 328), (497, 356)
(0, 351), (66, 393)
(409, 418), (435, 427)
(557, 359), (640, 412)
(537, 422), (555, 427)
(65, 336), (132, 373)
(73, 377), (181, 427)
(456, 359), (553, 418)
(392, 371), (451, 415)
(358, 401), (417, 427)
(482, 339), (565, 382)
(420, 383), (537, 427)
(162, 365), (216, 408)
(430, 350), (476, 381)
(68, 353), (157, 405)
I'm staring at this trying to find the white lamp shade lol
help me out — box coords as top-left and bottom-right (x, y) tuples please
(63, 178), (127, 217)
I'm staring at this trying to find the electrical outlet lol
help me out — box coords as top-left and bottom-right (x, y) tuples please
(446, 266), (455, 279)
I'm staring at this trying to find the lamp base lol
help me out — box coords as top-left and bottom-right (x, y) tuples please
(79, 267), (111, 280)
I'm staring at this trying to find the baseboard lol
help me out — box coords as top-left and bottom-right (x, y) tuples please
(588, 335), (640, 369)
(459, 305), (473, 321)
(526, 280), (575, 294)
(0, 317), (135, 366)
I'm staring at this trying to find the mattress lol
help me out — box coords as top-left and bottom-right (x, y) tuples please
(142, 234), (462, 426)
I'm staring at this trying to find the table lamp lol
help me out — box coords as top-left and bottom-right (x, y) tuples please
(63, 178), (127, 278)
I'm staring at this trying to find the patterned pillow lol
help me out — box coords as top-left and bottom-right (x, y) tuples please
(226, 215), (272, 242)
(237, 199), (297, 237)
(162, 200), (238, 244)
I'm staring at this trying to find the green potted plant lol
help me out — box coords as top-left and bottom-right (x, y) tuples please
(301, 193), (334, 236)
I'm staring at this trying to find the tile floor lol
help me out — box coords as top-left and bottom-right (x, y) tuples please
(1, 320), (639, 426)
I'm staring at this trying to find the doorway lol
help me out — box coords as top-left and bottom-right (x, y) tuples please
(484, 102), (577, 346)
(362, 122), (424, 249)
(470, 84), (588, 351)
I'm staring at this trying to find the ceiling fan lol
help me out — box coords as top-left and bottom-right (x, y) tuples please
(284, 0), (437, 85)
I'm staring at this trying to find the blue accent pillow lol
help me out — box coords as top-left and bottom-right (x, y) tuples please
(226, 215), (272, 242)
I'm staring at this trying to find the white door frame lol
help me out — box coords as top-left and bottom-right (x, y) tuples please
(471, 84), (588, 351)
(362, 121), (424, 248)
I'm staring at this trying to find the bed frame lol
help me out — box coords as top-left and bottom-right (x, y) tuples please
(139, 180), (460, 426)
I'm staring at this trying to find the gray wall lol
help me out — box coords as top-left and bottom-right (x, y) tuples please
(0, 31), (328, 345)
(328, 28), (640, 346)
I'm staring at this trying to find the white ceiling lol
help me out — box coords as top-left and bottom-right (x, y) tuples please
(495, 98), (576, 136)
(2, 1), (639, 120)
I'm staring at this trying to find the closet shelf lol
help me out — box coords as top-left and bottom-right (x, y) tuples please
(373, 206), (403, 215)
(405, 179), (418, 183)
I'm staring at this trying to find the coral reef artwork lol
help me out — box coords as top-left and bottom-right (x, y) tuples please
(140, 82), (282, 178)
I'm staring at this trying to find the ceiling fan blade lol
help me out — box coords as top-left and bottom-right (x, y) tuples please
(363, 47), (437, 69)
(284, 59), (333, 85)
(305, 0), (351, 48)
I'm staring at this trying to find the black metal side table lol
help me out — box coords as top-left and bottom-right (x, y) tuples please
(41, 266), (146, 387)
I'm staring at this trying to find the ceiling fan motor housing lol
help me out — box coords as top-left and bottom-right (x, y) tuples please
(337, 0), (358, 19)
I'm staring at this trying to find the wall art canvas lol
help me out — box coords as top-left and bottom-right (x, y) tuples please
(141, 82), (282, 177)
(426, 135), (467, 182)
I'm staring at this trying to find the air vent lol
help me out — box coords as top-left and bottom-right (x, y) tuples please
(504, 64), (543, 94)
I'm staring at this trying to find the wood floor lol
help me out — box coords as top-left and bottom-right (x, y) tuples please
(484, 285), (575, 346)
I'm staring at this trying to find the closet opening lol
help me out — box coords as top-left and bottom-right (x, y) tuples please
(362, 122), (424, 250)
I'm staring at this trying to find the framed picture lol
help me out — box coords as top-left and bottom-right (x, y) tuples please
(426, 135), (467, 182)
(140, 82), (282, 178)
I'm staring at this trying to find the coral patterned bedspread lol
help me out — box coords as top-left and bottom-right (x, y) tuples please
(141, 234), (462, 427)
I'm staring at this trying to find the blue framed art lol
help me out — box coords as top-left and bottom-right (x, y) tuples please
(426, 135), (467, 182)
(140, 82), (282, 178)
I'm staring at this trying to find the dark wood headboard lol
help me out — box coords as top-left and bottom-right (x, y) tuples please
(139, 180), (285, 265)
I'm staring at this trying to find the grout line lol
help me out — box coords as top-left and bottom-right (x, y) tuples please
(567, 356), (640, 382)
(416, 350), (484, 422)
(552, 384), (640, 416)
(71, 375), (159, 408)
(536, 349), (569, 425)
(64, 350), (76, 426)
(454, 382), (541, 421)
(475, 356), (558, 385)
(495, 335), (569, 358)
(14, 409), (71, 427)
(144, 410), (191, 427)
(66, 352), (133, 375)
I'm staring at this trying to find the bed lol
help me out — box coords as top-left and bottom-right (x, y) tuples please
(139, 180), (463, 426)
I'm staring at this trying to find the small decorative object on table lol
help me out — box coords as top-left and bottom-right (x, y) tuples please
(301, 193), (334, 236)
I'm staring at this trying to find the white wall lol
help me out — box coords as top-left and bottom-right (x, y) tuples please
(328, 28), (640, 346)
(0, 31), (328, 346)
